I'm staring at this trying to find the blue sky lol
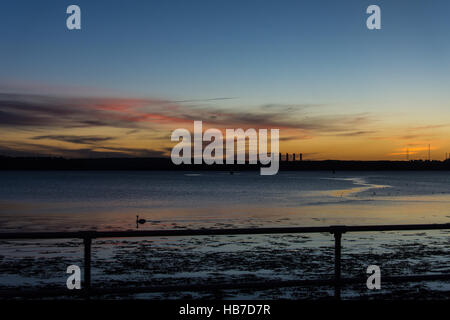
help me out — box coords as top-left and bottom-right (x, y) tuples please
(1, 1), (450, 159)
(1, 0), (449, 103)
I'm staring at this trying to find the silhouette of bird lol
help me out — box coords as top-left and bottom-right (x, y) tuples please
(136, 215), (146, 228)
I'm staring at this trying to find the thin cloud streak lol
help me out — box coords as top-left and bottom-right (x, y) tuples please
(0, 140), (166, 158)
(32, 135), (116, 145)
(0, 93), (374, 133)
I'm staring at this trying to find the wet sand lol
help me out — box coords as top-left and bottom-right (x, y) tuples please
(0, 229), (448, 299)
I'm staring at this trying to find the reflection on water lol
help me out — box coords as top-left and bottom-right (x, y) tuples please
(0, 171), (450, 232)
(319, 177), (390, 197)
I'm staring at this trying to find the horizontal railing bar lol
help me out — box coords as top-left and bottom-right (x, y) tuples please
(1, 274), (449, 298)
(0, 223), (449, 240)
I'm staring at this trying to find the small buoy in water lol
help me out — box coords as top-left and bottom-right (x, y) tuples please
(229, 171), (234, 175)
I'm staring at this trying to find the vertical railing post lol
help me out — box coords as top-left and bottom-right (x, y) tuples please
(333, 231), (342, 300)
(330, 226), (345, 300)
(83, 236), (92, 299)
(334, 231), (342, 300)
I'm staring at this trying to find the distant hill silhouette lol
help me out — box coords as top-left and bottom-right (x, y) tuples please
(1, 156), (450, 171)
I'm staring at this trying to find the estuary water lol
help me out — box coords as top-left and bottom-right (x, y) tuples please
(0, 170), (450, 232)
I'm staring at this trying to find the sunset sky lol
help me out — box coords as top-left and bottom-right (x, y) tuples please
(1, 0), (450, 160)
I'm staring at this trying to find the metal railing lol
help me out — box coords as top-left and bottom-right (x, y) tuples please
(0, 223), (449, 299)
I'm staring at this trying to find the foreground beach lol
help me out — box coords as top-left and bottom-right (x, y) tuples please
(0, 229), (449, 299)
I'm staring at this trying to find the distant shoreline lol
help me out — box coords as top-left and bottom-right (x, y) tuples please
(1, 156), (450, 171)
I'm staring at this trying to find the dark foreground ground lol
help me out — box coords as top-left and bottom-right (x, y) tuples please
(0, 231), (448, 300)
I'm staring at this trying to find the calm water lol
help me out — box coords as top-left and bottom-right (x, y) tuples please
(0, 170), (450, 232)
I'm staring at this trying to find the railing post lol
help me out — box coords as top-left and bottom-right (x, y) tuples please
(333, 231), (342, 300)
(330, 226), (345, 300)
(83, 236), (92, 299)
